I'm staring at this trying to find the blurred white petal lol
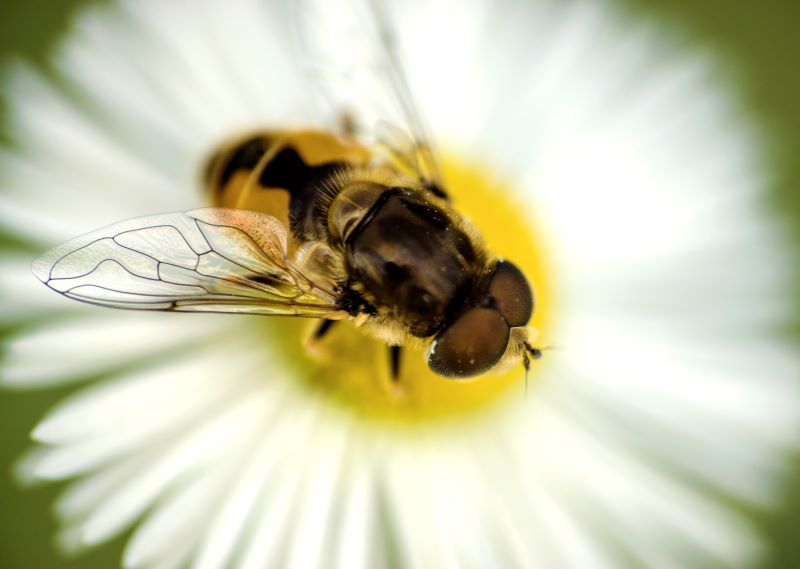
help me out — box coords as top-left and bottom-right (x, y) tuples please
(1, 313), (236, 388)
(123, 464), (232, 569)
(0, 255), (75, 320)
(31, 342), (257, 445)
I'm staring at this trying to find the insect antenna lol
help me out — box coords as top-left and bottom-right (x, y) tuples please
(522, 352), (530, 399)
(520, 342), (564, 398)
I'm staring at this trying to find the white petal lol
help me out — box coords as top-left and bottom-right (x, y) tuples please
(78, 388), (272, 546)
(189, 385), (312, 569)
(283, 412), (349, 569)
(235, 406), (324, 569)
(123, 463), (231, 569)
(30, 338), (259, 445)
(18, 346), (273, 485)
(1, 312), (235, 388)
(54, 453), (153, 523)
(0, 254), (76, 321)
(0, 66), (187, 244)
(332, 447), (377, 569)
(383, 441), (460, 569)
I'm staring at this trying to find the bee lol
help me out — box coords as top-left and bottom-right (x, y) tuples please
(31, 0), (542, 380)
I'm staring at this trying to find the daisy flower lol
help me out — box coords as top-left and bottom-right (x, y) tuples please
(2, 0), (799, 568)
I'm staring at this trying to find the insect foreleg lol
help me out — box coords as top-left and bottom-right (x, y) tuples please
(389, 345), (402, 382)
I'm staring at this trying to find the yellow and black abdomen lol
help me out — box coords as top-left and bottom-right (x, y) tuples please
(203, 129), (372, 243)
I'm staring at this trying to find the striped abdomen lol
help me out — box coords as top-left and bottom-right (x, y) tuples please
(203, 129), (372, 242)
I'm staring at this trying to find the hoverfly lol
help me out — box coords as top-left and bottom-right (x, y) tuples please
(32, 0), (542, 380)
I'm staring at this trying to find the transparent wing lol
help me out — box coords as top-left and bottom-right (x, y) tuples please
(32, 208), (348, 319)
(294, 0), (444, 190)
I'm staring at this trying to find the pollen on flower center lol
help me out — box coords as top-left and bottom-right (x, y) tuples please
(258, 154), (555, 423)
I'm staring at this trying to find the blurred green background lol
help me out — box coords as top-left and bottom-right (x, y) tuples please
(0, 0), (799, 567)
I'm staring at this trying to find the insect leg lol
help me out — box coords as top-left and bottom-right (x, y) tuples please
(304, 319), (339, 357)
(522, 351), (530, 398)
(389, 345), (402, 382)
(313, 319), (338, 341)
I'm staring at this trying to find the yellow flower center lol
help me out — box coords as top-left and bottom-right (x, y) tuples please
(262, 154), (554, 423)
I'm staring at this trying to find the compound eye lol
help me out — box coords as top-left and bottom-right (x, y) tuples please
(428, 307), (510, 378)
(488, 260), (533, 327)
